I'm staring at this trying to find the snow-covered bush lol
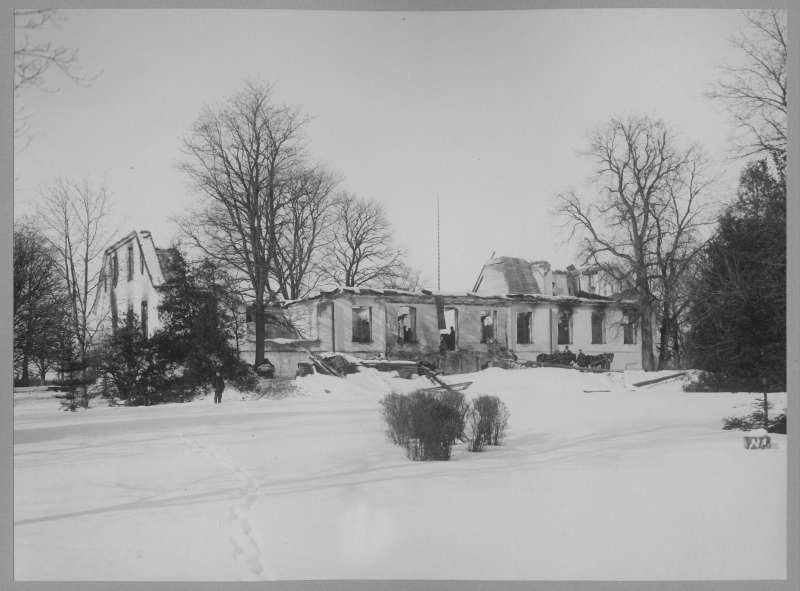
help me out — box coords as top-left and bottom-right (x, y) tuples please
(684, 372), (777, 393)
(722, 408), (787, 434)
(380, 390), (466, 461)
(467, 395), (510, 452)
(229, 364), (259, 392)
(254, 378), (298, 400)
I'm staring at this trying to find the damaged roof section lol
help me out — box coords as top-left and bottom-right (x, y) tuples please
(155, 248), (178, 282)
(478, 256), (542, 295)
(271, 285), (636, 309)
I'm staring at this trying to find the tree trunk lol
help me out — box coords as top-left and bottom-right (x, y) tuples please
(657, 301), (671, 370)
(639, 300), (656, 371)
(670, 313), (682, 369)
(21, 353), (30, 387)
(254, 296), (265, 368)
(81, 356), (88, 408)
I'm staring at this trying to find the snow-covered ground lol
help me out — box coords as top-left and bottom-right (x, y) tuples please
(14, 368), (787, 581)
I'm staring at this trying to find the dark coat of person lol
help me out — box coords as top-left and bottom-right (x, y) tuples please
(439, 334), (449, 351)
(211, 374), (225, 394)
(577, 352), (587, 368)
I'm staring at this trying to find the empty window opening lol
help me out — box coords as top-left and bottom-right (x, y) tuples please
(352, 307), (372, 343)
(557, 311), (572, 345)
(397, 306), (416, 343)
(623, 313), (637, 345)
(110, 291), (118, 335)
(140, 246), (145, 275)
(480, 310), (497, 344)
(127, 245), (134, 281)
(591, 312), (605, 344)
(517, 311), (532, 344)
(265, 310), (295, 339)
(112, 254), (119, 287)
(440, 308), (458, 350)
(141, 301), (148, 338)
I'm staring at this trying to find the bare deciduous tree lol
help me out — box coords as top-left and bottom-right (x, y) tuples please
(13, 218), (69, 385)
(271, 165), (340, 300)
(320, 193), (409, 288)
(381, 262), (426, 292)
(175, 81), (312, 367)
(552, 115), (718, 371)
(705, 10), (787, 161)
(37, 177), (119, 406)
(14, 9), (99, 151)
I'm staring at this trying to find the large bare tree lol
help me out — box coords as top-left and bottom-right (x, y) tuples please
(705, 10), (787, 161)
(650, 151), (719, 369)
(552, 115), (718, 371)
(320, 193), (408, 288)
(271, 164), (340, 300)
(175, 81), (316, 367)
(37, 177), (118, 406)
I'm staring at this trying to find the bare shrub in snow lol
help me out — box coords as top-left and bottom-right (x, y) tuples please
(380, 391), (413, 446)
(403, 393), (461, 461)
(380, 389), (466, 460)
(467, 396), (510, 452)
(437, 389), (470, 445)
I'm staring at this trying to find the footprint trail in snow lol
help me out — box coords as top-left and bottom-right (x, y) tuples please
(181, 433), (273, 581)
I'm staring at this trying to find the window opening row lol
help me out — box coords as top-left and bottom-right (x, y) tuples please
(105, 244), (145, 291)
(558, 311), (637, 345)
(349, 307), (637, 346)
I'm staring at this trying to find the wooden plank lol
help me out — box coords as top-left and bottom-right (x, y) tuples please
(420, 382), (472, 393)
(297, 345), (346, 378)
(632, 372), (687, 387)
(420, 368), (464, 397)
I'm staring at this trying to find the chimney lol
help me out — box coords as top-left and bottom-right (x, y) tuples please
(140, 230), (151, 239)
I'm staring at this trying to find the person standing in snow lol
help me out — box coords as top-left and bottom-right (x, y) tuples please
(211, 370), (225, 404)
(577, 349), (586, 369)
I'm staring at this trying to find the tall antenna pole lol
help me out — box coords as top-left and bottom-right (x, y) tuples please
(437, 193), (441, 291)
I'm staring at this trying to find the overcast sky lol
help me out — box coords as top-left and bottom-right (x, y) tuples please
(14, 8), (750, 292)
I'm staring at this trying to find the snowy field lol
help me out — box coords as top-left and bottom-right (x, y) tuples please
(14, 367), (787, 581)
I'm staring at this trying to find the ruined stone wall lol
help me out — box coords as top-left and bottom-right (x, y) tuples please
(329, 295), (387, 356)
(264, 293), (642, 373)
(385, 300), (442, 357)
(506, 304), (555, 361)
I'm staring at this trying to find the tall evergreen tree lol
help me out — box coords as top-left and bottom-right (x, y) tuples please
(687, 159), (786, 389)
(152, 248), (249, 392)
